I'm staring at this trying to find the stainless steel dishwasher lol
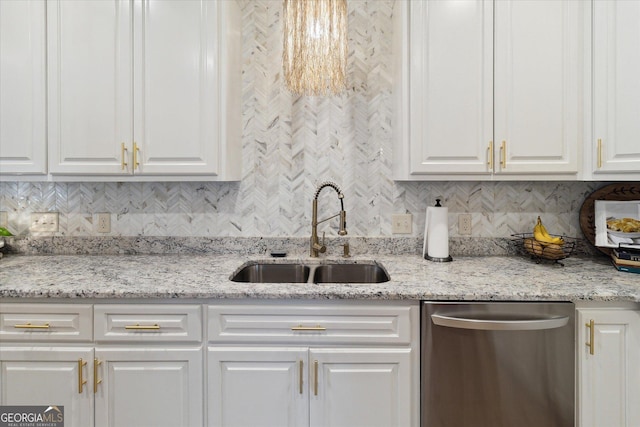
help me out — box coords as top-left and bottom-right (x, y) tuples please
(421, 302), (574, 427)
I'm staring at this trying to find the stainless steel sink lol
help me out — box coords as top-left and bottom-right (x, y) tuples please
(231, 261), (389, 284)
(313, 263), (390, 283)
(231, 263), (310, 283)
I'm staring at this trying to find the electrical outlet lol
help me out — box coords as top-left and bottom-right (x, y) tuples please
(392, 214), (412, 234)
(96, 213), (111, 233)
(458, 213), (472, 235)
(30, 212), (59, 232)
(0, 212), (7, 228)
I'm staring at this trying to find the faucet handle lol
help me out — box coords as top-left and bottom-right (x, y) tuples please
(312, 232), (327, 254)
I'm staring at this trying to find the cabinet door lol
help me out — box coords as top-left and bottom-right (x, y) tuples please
(494, 0), (582, 176)
(0, 0), (47, 175)
(47, 0), (133, 175)
(592, 0), (640, 178)
(132, 0), (235, 176)
(401, 0), (493, 177)
(208, 347), (308, 427)
(577, 309), (640, 427)
(94, 346), (203, 427)
(310, 348), (414, 427)
(0, 346), (94, 427)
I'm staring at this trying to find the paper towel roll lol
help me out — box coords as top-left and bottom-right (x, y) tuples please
(423, 204), (451, 261)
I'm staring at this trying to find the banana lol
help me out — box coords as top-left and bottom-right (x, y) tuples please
(533, 216), (564, 245)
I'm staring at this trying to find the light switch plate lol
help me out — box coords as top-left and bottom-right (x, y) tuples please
(31, 212), (59, 232)
(392, 214), (412, 234)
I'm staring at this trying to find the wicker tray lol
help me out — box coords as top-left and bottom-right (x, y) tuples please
(512, 233), (577, 266)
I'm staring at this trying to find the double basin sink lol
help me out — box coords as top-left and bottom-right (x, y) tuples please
(231, 261), (390, 284)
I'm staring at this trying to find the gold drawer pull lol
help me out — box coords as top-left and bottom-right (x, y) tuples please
(291, 325), (326, 331)
(133, 142), (140, 170)
(121, 142), (128, 170)
(299, 360), (304, 394)
(94, 359), (102, 394)
(78, 358), (87, 394)
(314, 360), (319, 396)
(586, 319), (595, 355)
(597, 138), (603, 169)
(125, 323), (160, 330)
(14, 322), (50, 329)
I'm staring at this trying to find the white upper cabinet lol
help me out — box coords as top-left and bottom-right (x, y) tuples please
(403, 0), (493, 177)
(47, 0), (132, 176)
(47, 0), (241, 180)
(493, 0), (582, 176)
(393, 0), (585, 180)
(589, 0), (640, 180)
(0, 0), (47, 175)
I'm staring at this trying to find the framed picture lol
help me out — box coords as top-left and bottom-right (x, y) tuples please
(594, 199), (640, 248)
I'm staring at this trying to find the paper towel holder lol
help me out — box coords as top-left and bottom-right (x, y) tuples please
(423, 198), (453, 262)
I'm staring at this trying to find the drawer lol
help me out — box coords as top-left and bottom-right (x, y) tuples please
(208, 303), (416, 345)
(94, 304), (201, 342)
(0, 304), (93, 342)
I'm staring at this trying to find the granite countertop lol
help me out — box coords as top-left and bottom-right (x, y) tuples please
(0, 253), (639, 302)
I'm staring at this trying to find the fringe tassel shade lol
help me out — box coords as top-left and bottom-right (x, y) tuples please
(283, 0), (348, 96)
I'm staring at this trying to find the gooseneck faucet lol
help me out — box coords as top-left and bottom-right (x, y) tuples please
(310, 181), (347, 257)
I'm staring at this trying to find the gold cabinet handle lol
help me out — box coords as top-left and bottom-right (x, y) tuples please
(14, 322), (50, 329)
(586, 319), (595, 355)
(133, 142), (140, 170)
(78, 358), (87, 394)
(500, 140), (506, 168)
(291, 325), (326, 331)
(487, 141), (494, 170)
(121, 142), (128, 170)
(597, 138), (603, 169)
(313, 360), (319, 396)
(299, 360), (304, 394)
(94, 359), (102, 394)
(125, 323), (160, 330)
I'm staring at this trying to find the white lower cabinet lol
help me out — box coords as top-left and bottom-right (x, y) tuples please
(95, 347), (203, 427)
(0, 346), (94, 427)
(310, 348), (412, 427)
(208, 346), (412, 427)
(93, 304), (203, 427)
(0, 304), (94, 427)
(208, 347), (308, 427)
(0, 303), (203, 427)
(0, 301), (418, 427)
(577, 305), (640, 427)
(207, 302), (420, 427)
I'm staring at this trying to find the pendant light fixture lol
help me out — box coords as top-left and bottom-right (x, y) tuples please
(282, 0), (348, 96)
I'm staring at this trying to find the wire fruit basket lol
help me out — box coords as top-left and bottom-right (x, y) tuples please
(511, 233), (577, 266)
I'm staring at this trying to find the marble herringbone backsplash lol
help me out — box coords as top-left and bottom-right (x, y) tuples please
(0, 1), (605, 240)
(0, 180), (603, 239)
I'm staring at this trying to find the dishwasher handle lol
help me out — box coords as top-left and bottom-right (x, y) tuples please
(431, 313), (569, 331)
